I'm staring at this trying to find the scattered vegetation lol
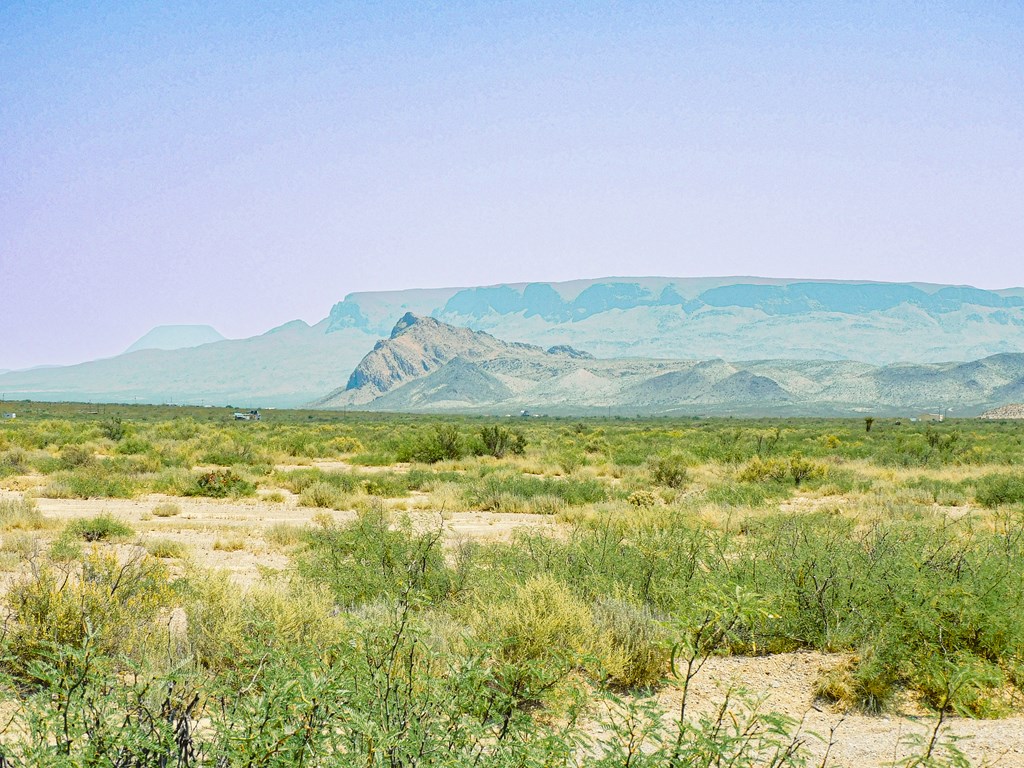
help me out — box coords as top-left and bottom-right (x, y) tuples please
(0, 403), (1020, 765)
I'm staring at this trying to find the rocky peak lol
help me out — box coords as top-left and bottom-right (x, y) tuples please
(390, 312), (422, 338)
(341, 314), (528, 400)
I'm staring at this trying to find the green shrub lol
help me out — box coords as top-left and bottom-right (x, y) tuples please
(651, 454), (690, 488)
(67, 514), (134, 542)
(975, 473), (1024, 508)
(45, 467), (139, 499)
(592, 596), (670, 688)
(329, 435), (364, 453)
(100, 416), (127, 441)
(7, 549), (175, 669)
(275, 468), (360, 494)
(397, 424), (466, 463)
(704, 481), (790, 507)
(478, 425), (527, 458)
(297, 503), (452, 605)
(151, 467), (198, 496)
(187, 469), (255, 498)
(113, 436), (153, 455)
(738, 455), (827, 487)
(0, 448), (29, 477)
(58, 443), (96, 469)
(556, 449), (584, 474)
(473, 575), (593, 698)
(49, 533), (83, 562)
(362, 471), (419, 497)
(627, 490), (658, 508)
(467, 472), (605, 510)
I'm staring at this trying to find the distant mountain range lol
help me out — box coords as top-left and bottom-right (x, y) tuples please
(124, 325), (225, 353)
(2, 277), (1024, 412)
(320, 313), (1024, 416)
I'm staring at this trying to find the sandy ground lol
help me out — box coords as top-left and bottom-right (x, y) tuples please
(2, 484), (1023, 766)
(652, 652), (1024, 767)
(0, 486), (558, 585)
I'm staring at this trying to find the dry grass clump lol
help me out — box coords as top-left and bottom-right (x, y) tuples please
(265, 522), (305, 549)
(0, 531), (40, 562)
(0, 496), (48, 530)
(145, 537), (188, 559)
(422, 481), (463, 511)
(184, 570), (339, 672)
(298, 482), (356, 510)
(152, 501), (182, 517)
(813, 657), (859, 709)
(212, 536), (248, 552)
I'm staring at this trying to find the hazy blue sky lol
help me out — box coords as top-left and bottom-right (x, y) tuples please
(2, 1), (1022, 369)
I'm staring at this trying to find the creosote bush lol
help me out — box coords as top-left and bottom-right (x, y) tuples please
(975, 473), (1024, 508)
(66, 514), (133, 542)
(738, 454), (828, 486)
(6, 549), (175, 671)
(651, 453), (690, 488)
(477, 424), (527, 458)
(187, 468), (255, 498)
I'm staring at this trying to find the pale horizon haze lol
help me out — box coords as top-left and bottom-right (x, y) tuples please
(2, 2), (1022, 370)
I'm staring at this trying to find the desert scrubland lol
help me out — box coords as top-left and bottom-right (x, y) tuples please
(1, 403), (1024, 766)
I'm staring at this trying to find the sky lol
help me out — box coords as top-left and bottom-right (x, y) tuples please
(1, 1), (1022, 370)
